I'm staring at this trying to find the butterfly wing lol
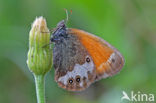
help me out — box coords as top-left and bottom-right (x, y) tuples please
(68, 28), (125, 81)
(53, 32), (96, 91)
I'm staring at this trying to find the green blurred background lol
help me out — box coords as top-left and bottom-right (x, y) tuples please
(0, 0), (156, 103)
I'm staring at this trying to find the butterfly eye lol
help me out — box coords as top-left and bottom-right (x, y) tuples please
(68, 79), (73, 84)
(86, 57), (90, 63)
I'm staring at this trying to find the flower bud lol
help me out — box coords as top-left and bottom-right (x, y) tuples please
(27, 17), (52, 75)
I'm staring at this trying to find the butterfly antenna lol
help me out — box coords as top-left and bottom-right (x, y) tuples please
(64, 9), (69, 24)
(64, 9), (72, 24)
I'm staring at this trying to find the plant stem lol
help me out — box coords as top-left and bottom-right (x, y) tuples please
(34, 74), (45, 103)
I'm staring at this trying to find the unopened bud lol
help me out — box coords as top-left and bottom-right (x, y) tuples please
(27, 17), (52, 75)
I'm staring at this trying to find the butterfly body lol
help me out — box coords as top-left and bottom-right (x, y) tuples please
(51, 20), (124, 91)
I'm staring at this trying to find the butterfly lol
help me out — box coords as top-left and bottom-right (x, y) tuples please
(50, 13), (124, 91)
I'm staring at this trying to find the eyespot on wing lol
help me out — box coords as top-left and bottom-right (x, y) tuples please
(68, 28), (125, 79)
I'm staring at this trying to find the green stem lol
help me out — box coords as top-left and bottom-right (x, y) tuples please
(34, 74), (45, 103)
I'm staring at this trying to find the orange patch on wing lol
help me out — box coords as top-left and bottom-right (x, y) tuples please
(68, 28), (114, 74)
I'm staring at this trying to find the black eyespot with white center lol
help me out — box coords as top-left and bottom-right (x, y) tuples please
(86, 57), (90, 63)
(76, 78), (80, 82)
(75, 75), (81, 83)
(68, 79), (73, 84)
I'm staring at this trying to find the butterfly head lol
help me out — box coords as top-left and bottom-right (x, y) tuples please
(50, 20), (67, 43)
